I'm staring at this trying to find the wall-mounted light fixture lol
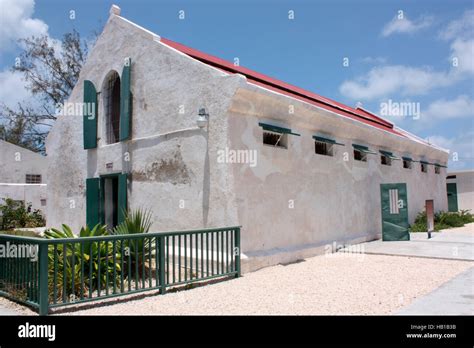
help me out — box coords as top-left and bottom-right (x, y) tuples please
(197, 108), (209, 129)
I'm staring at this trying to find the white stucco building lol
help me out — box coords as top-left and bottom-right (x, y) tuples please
(447, 170), (474, 213)
(46, 6), (449, 271)
(0, 140), (48, 213)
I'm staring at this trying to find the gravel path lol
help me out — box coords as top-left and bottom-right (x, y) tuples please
(1, 254), (471, 315)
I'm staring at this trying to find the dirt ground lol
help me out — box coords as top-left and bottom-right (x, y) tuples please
(1, 253), (470, 315)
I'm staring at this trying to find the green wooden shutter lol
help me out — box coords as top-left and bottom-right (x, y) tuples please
(118, 173), (128, 224)
(83, 80), (98, 149)
(120, 58), (131, 141)
(86, 178), (100, 228)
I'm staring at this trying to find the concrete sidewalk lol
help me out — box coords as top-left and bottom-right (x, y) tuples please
(397, 266), (474, 315)
(342, 223), (474, 261)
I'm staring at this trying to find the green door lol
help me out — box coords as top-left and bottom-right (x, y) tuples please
(447, 183), (458, 212)
(380, 183), (410, 241)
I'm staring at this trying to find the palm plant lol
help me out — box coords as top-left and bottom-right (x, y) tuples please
(44, 224), (121, 301)
(112, 209), (153, 280)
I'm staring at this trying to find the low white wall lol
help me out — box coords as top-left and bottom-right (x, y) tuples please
(0, 184), (48, 214)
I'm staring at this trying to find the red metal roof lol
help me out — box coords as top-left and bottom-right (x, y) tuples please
(160, 37), (403, 137)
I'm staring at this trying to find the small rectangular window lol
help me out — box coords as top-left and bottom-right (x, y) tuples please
(381, 154), (392, 166)
(263, 131), (287, 149)
(26, 174), (42, 184)
(354, 149), (367, 162)
(403, 160), (412, 169)
(40, 199), (47, 206)
(315, 141), (333, 156)
(435, 166), (440, 174)
(421, 163), (428, 173)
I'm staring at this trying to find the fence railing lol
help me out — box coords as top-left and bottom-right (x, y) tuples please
(0, 226), (241, 315)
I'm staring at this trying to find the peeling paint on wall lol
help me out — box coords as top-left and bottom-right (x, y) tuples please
(132, 150), (193, 185)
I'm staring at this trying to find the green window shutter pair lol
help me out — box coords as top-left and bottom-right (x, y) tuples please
(85, 174), (128, 229)
(83, 58), (132, 149)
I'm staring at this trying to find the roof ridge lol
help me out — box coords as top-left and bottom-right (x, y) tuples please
(160, 37), (395, 130)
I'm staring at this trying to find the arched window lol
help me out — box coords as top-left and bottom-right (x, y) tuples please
(104, 71), (121, 144)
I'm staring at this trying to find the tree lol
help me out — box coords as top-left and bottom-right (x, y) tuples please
(0, 30), (90, 153)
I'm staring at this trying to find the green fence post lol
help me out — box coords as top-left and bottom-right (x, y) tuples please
(158, 235), (166, 295)
(235, 227), (241, 278)
(38, 243), (49, 316)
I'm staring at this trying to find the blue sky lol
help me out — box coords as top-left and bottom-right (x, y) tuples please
(1, 0), (473, 169)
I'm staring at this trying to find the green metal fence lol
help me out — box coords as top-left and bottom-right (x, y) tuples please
(0, 226), (241, 315)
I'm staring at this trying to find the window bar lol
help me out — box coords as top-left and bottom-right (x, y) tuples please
(142, 239), (146, 289)
(89, 242), (93, 298)
(172, 235), (175, 284)
(80, 242), (85, 300)
(105, 241), (109, 296)
(190, 234), (193, 280)
(120, 240), (125, 293)
(112, 240), (117, 294)
(97, 241), (101, 298)
(178, 235), (182, 283)
(53, 245), (58, 304)
(62, 243), (67, 303)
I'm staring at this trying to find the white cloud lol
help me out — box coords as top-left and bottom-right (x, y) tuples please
(0, 0), (48, 52)
(450, 38), (474, 75)
(438, 10), (474, 41)
(0, 70), (31, 107)
(345, 11), (474, 101)
(427, 135), (453, 149)
(0, 0), (59, 110)
(427, 132), (474, 170)
(339, 65), (453, 100)
(422, 95), (474, 121)
(381, 14), (433, 37)
(341, 10), (474, 101)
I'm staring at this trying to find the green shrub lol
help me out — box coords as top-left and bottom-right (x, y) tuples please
(0, 198), (45, 230)
(112, 209), (153, 279)
(44, 224), (121, 301)
(43, 209), (154, 301)
(409, 209), (474, 232)
(459, 210), (474, 224)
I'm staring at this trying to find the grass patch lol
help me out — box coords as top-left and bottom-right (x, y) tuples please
(409, 210), (474, 232)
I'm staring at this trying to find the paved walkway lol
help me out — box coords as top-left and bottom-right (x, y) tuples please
(398, 266), (474, 315)
(342, 223), (474, 261)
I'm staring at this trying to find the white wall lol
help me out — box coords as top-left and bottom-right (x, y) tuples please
(227, 86), (448, 266)
(0, 184), (47, 212)
(448, 171), (474, 212)
(0, 140), (48, 214)
(45, 13), (243, 232)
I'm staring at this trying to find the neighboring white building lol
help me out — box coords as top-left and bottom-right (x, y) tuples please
(447, 170), (474, 213)
(0, 140), (48, 213)
(45, 6), (449, 271)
